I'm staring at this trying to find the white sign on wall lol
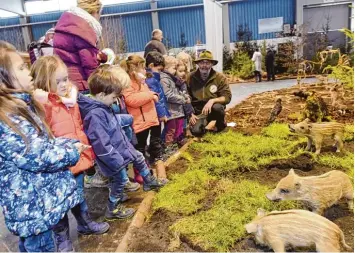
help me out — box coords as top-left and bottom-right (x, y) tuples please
(258, 17), (284, 34)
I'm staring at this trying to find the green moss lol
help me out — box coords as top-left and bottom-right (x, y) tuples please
(171, 180), (299, 252)
(153, 170), (216, 215)
(317, 152), (354, 178)
(261, 123), (292, 139)
(287, 112), (303, 121)
(188, 130), (306, 175)
(344, 124), (354, 142)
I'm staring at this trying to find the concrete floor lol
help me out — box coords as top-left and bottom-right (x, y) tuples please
(0, 78), (318, 252)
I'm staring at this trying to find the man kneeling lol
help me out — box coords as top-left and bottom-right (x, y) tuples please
(187, 50), (232, 136)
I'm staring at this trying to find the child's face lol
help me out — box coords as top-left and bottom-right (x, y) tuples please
(165, 64), (177, 76)
(149, 63), (163, 73)
(9, 52), (34, 92)
(53, 65), (69, 97)
(176, 65), (186, 79)
(134, 64), (146, 82)
(96, 92), (118, 107)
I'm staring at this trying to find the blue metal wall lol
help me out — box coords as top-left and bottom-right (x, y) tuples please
(30, 12), (62, 41)
(102, 3), (152, 52)
(0, 0), (296, 52)
(229, 0), (296, 41)
(158, 0), (205, 48)
(0, 17), (25, 50)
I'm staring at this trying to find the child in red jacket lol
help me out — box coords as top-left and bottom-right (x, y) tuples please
(31, 55), (109, 251)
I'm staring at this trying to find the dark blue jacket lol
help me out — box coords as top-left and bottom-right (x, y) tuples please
(145, 70), (170, 119)
(78, 94), (138, 177)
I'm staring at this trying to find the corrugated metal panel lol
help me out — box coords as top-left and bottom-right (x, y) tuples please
(157, 0), (202, 8)
(102, 1), (152, 52)
(103, 2), (150, 14)
(0, 17), (25, 50)
(159, 6), (205, 48)
(229, 0), (295, 41)
(101, 13), (152, 52)
(0, 17), (20, 26)
(30, 12), (62, 40)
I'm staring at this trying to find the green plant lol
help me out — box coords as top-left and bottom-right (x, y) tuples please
(229, 51), (254, 79)
(188, 130), (305, 176)
(153, 170), (216, 215)
(344, 124), (354, 142)
(261, 123), (291, 139)
(171, 180), (299, 251)
(287, 112), (303, 121)
(317, 152), (354, 177)
(322, 28), (354, 88)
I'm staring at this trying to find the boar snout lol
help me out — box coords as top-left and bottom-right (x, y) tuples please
(288, 124), (295, 133)
(266, 192), (281, 202)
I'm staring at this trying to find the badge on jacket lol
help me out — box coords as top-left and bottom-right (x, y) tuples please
(209, 85), (217, 93)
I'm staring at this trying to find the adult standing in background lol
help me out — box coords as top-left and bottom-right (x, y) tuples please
(265, 47), (275, 81)
(144, 29), (167, 58)
(252, 48), (262, 82)
(54, 0), (107, 92)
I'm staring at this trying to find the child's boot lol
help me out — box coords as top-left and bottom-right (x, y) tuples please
(84, 170), (108, 188)
(53, 215), (74, 252)
(72, 205), (110, 235)
(124, 180), (141, 192)
(105, 200), (135, 220)
(143, 174), (167, 191)
(133, 167), (143, 184)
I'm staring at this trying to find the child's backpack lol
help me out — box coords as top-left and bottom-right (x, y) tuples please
(27, 41), (53, 64)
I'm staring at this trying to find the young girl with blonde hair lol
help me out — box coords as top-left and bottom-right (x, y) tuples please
(0, 45), (84, 252)
(121, 55), (167, 181)
(160, 56), (188, 152)
(31, 55), (109, 251)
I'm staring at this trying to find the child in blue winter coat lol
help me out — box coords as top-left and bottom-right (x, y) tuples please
(0, 46), (84, 252)
(78, 65), (166, 220)
(145, 51), (170, 178)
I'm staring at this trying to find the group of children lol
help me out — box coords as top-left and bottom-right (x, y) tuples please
(0, 40), (194, 252)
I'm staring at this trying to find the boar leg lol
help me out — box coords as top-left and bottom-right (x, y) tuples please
(314, 137), (323, 154)
(269, 240), (285, 253)
(316, 243), (340, 252)
(334, 134), (343, 153)
(305, 137), (312, 151)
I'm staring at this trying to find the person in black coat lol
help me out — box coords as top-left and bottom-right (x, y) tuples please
(265, 48), (275, 81)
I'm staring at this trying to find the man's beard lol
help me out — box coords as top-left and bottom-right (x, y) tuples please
(199, 67), (211, 80)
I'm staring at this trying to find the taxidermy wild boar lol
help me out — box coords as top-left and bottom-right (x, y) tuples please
(288, 118), (344, 154)
(266, 169), (353, 214)
(245, 208), (351, 253)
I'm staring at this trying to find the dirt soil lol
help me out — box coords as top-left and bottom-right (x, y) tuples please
(126, 83), (354, 252)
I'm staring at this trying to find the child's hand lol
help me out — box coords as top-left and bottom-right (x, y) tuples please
(159, 116), (168, 123)
(189, 114), (198, 126)
(33, 89), (49, 104)
(74, 143), (91, 154)
(153, 94), (159, 102)
(185, 97), (191, 104)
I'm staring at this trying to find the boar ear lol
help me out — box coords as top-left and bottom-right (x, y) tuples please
(257, 208), (266, 217)
(289, 169), (295, 175)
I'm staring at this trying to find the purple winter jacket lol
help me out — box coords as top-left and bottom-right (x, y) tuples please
(54, 12), (99, 91)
